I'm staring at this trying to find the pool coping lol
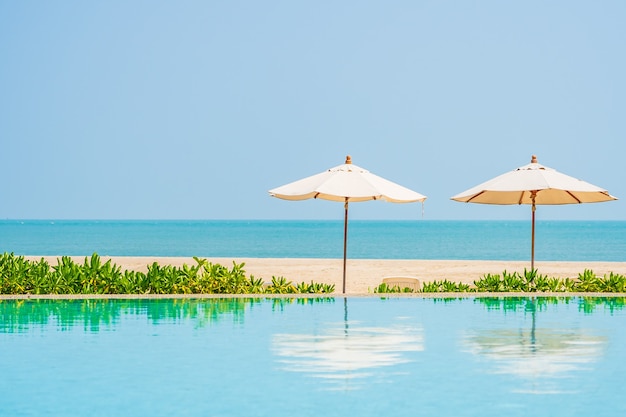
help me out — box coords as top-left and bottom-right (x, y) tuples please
(2, 292), (626, 300)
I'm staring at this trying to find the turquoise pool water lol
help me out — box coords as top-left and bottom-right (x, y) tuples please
(1, 297), (625, 416)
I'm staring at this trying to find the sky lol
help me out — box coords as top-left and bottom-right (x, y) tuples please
(1, 1), (624, 221)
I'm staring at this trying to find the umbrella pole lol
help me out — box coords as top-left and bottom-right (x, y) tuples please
(531, 193), (536, 271)
(343, 199), (348, 294)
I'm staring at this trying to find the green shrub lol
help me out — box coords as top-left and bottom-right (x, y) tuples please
(597, 272), (626, 293)
(373, 283), (415, 293)
(575, 269), (600, 292)
(265, 276), (297, 294)
(296, 281), (335, 294)
(421, 280), (471, 293)
(3, 252), (626, 295)
(0, 252), (334, 295)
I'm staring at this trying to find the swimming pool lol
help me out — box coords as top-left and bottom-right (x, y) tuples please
(1, 296), (625, 417)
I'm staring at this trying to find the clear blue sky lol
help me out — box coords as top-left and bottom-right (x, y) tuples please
(1, 1), (624, 221)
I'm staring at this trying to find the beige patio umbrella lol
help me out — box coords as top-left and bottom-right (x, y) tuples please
(269, 155), (427, 293)
(451, 155), (617, 270)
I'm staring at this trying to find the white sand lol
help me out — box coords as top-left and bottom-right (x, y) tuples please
(24, 256), (626, 294)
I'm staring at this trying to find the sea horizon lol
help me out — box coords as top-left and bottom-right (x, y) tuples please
(2, 219), (625, 262)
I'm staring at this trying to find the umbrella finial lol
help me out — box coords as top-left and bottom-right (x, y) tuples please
(531, 155), (538, 164)
(345, 155), (352, 164)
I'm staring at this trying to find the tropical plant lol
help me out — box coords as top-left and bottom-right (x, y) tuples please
(4, 252), (626, 296)
(597, 272), (626, 293)
(0, 252), (335, 295)
(295, 281), (335, 294)
(420, 280), (471, 293)
(473, 273), (505, 292)
(265, 276), (297, 294)
(247, 276), (266, 293)
(373, 282), (415, 293)
(575, 269), (601, 292)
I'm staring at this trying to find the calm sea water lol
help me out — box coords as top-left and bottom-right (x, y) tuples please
(1, 297), (625, 417)
(1, 220), (625, 261)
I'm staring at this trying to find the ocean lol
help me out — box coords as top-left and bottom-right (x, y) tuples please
(1, 220), (625, 262)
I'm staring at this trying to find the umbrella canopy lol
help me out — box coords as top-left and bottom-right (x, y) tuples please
(269, 155), (427, 293)
(269, 155), (426, 203)
(451, 155), (617, 269)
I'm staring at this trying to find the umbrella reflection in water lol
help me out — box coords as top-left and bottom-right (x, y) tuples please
(463, 298), (606, 394)
(272, 299), (423, 390)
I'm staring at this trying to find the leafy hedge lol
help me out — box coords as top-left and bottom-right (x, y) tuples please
(0, 253), (335, 295)
(374, 269), (626, 293)
(4, 253), (623, 295)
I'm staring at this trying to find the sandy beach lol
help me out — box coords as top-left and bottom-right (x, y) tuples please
(24, 256), (626, 294)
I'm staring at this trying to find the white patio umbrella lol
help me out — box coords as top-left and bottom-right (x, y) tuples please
(269, 155), (427, 293)
(451, 155), (617, 270)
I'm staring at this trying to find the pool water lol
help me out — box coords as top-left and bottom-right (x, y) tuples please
(1, 296), (625, 417)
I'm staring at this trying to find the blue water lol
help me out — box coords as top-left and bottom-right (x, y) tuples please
(1, 219), (625, 261)
(1, 297), (625, 417)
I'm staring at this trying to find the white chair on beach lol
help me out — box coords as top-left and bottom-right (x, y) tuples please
(382, 276), (421, 292)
